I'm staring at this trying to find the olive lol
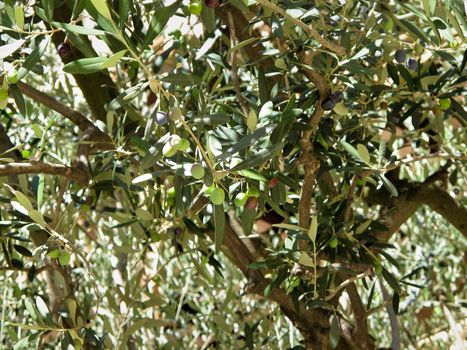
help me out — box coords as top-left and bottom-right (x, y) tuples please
(394, 50), (406, 63)
(321, 98), (336, 110)
(205, 0), (220, 8)
(407, 58), (418, 70)
(155, 111), (168, 125)
(7, 69), (18, 84)
(331, 91), (343, 103)
(245, 197), (258, 210)
(57, 42), (72, 59)
(210, 188), (225, 205)
(188, 1), (203, 15)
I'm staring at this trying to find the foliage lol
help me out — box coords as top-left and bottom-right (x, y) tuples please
(0, 0), (466, 349)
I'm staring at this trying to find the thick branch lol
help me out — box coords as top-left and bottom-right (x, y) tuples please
(297, 64), (329, 230)
(418, 186), (467, 237)
(346, 283), (373, 350)
(0, 162), (88, 185)
(17, 82), (96, 132)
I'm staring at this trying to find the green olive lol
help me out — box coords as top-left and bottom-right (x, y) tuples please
(210, 188), (225, 205)
(188, 1), (202, 15)
(190, 164), (205, 179)
(7, 69), (19, 84)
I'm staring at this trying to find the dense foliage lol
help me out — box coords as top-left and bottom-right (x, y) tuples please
(0, 0), (466, 349)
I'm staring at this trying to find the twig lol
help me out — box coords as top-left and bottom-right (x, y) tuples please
(382, 152), (466, 172)
(0, 161), (88, 185)
(255, 0), (346, 55)
(343, 170), (372, 223)
(227, 11), (249, 119)
(325, 269), (372, 301)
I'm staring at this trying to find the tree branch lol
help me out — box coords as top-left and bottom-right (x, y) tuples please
(297, 60), (329, 231)
(417, 186), (467, 237)
(17, 82), (110, 145)
(255, 0), (346, 55)
(0, 162), (88, 185)
(346, 283), (373, 350)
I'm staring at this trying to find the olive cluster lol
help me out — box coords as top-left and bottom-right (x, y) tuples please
(394, 49), (418, 70)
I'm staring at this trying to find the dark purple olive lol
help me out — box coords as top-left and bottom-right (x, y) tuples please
(331, 91), (343, 103)
(154, 111), (168, 125)
(394, 50), (406, 63)
(321, 98), (336, 110)
(175, 227), (182, 235)
(205, 0), (220, 8)
(407, 58), (418, 70)
(57, 43), (72, 59)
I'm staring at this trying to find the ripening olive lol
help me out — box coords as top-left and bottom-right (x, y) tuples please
(205, 0), (220, 8)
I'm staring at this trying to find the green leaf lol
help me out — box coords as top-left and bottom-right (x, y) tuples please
(356, 144), (371, 164)
(143, 0), (181, 47)
(118, 0), (130, 28)
(272, 223), (307, 232)
(162, 73), (201, 87)
(308, 216), (317, 242)
(298, 252), (315, 267)
(13, 190), (34, 212)
(135, 207), (153, 221)
(400, 18), (431, 43)
(13, 332), (40, 350)
(14, 6), (24, 31)
(18, 37), (50, 80)
(100, 49), (127, 68)
(228, 37), (259, 53)
(35, 296), (50, 320)
(216, 124), (276, 161)
(236, 169), (267, 182)
(0, 39), (26, 60)
(214, 204), (225, 252)
(379, 173), (398, 197)
(233, 143), (283, 170)
(24, 299), (39, 321)
(259, 101), (274, 119)
(329, 314), (341, 349)
(29, 209), (46, 227)
(51, 22), (108, 35)
(340, 141), (365, 162)
(90, 0), (112, 20)
(9, 84), (26, 116)
(193, 113), (231, 126)
(387, 63), (399, 85)
(382, 268), (401, 292)
(63, 57), (107, 74)
(13, 244), (32, 257)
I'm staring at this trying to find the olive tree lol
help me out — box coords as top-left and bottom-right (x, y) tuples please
(0, 0), (466, 349)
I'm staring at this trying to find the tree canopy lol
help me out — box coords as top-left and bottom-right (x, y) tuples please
(0, 0), (466, 349)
